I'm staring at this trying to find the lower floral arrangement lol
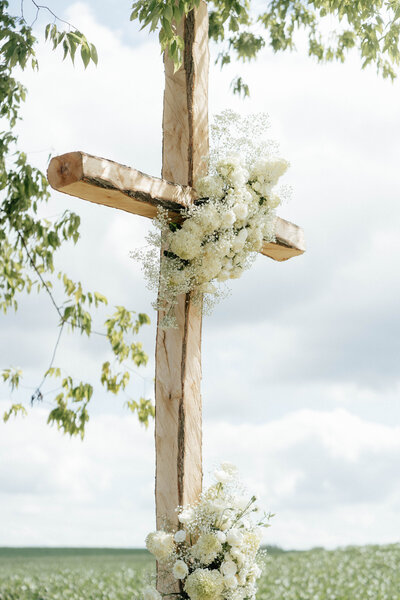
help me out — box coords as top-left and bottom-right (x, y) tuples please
(144, 462), (273, 600)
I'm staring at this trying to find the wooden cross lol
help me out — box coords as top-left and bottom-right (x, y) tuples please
(47, 0), (304, 588)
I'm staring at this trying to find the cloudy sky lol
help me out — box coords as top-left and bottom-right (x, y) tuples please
(1, 0), (400, 550)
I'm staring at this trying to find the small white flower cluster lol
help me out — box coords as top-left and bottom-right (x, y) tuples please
(132, 111), (290, 328)
(144, 462), (273, 600)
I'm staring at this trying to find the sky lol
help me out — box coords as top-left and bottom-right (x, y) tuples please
(1, 1), (400, 550)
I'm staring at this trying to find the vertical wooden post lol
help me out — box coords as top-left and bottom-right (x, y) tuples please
(154, 2), (208, 590)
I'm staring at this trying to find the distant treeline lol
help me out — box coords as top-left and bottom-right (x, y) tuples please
(0, 546), (287, 559)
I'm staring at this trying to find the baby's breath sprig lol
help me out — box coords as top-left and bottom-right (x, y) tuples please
(144, 462), (273, 600)
(132, 111), (291, 328)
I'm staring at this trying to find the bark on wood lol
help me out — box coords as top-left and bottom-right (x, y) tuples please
(154, 3), (209, 594)
(48, 151), (305, 261)
(261, 217), (306, 261)
(155, 0), (208, 549)
(47, 151), (196, 218)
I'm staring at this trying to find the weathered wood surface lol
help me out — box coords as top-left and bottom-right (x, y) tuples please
(262, 216), (305, 261)
(48, 151), (305, 261)
(155, 1), (208, 543)
(47, 151), (196, 218)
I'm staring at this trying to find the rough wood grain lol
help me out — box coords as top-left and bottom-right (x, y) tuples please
(261, 217), (306, 261)
(154, 3), (209, 594)
(155, 0), (208, 546)
(47, 151), (196, 218)
(48, 152), (305, 261)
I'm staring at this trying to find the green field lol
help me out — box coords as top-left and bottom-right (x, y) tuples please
(0, 544), (399, 600)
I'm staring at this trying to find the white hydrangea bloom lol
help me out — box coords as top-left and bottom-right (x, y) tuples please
(145, 531), (175, 561)
(195, 174), (225, 199)
(184, 568), (224, 600)
(191, 532), (223, 565)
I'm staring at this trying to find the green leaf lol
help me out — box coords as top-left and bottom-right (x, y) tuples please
(90, 43), (98, 65)
(3, 403), (27, 422)
(81, 43), (91, 68)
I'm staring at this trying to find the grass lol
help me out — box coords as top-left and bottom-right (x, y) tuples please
(0, 544), (399, 600)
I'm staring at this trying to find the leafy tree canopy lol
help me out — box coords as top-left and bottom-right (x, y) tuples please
(0, 0), (153, 438)
(132, 0), (400, 95)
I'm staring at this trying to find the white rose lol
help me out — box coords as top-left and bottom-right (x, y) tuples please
(224, 575), (238, 589)
(216, 531), (227, 544)
(143, 586), (162, 600)
(174, 530), (186, 543)
(214, 468), (233, 483)
(178, 508), (194, 524)
(145, 531), (175, 561)
(221, 210), (236, 227)
(229, 548), (245, 565)
(226, 528), (243, 547)
(233, 203), (248, 220)
(231, 167), (248, 188)
(221, 559), (237, 577)
(173, 559), (189, 580)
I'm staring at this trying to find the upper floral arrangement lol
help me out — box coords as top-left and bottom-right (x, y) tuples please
(143, 462), (273, 600)
(133, 111), (290, 327)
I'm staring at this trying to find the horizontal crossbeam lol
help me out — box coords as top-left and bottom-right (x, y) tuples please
(47, 151), (305, 262)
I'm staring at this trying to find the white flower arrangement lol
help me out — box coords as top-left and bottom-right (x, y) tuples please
(132, 111), (290, 327)
(144, 462), (273, 600)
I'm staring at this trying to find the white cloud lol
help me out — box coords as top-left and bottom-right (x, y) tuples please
(204, 408), (400, 548)
(0, 402), (155, 546)
(2, 404), (399, 549)
(1, 2), (400, 549)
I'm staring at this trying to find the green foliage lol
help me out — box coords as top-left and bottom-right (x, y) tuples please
(1, 367), (22, 391)
(3, 403), (27, 422)
(44, 23), (98, 67)
(130, 0), (196, 71)
(0, 1), (153, 438)
(45, 372), (93, 439)
(126, 397), (156, 428)
(131, 0), (400, 90)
